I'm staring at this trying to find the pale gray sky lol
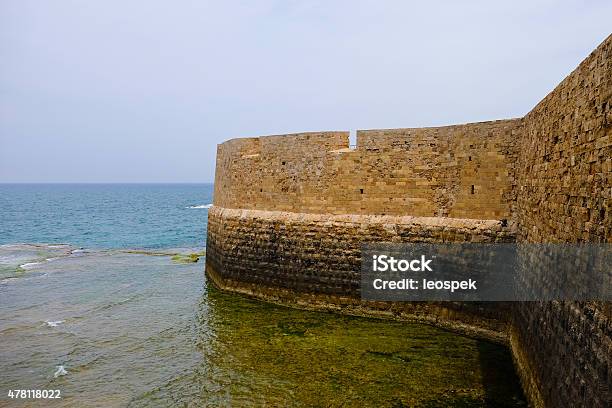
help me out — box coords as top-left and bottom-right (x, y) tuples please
(1, 0), (610, 182)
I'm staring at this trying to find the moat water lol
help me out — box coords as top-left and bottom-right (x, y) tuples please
(0, 184), (526, 406)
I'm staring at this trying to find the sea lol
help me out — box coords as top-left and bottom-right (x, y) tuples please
(0, 183), (526, 407)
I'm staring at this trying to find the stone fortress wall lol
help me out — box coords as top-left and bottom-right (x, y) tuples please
(214, 119), (521, 220)
(207, 34), (611, 407)
(510, 34), (611, 408)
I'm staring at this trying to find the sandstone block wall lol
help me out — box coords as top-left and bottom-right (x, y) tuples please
(510, 34), (612, 408)
(207, 207), (513, 297)
(214, 121), (521, 220)
(517, 38), (611, 244)
(206, 206), (514, 340)
(207, 34), (612, 408)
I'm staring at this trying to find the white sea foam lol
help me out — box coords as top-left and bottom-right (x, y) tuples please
(20, 257), (62, 269)
(186, 204), (212, 209)
(19, 262), (42, 269)
(54, 365), (68, 378)
(46, 320), (64, 327)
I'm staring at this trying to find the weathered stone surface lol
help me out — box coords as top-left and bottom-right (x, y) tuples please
(206, 206), (513, 342)
(206, 34), (612, 408)
(213, 121), (521, 220)
(512, 34), (612, 408)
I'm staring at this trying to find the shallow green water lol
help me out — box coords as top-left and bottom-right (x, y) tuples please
(0, 246), (525, 407)
(184, 289), (526, 407)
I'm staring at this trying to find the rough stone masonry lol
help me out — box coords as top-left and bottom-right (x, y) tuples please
(206, 34), (611, 407)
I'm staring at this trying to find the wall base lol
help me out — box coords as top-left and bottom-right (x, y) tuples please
(206, 259), (509, 345)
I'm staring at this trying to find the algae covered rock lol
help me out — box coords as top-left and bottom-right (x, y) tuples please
(170, 251), (205, 263)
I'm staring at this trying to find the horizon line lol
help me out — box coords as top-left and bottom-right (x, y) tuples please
(0, 181), (215, 184)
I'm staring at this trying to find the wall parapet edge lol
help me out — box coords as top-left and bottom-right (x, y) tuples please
(214, 121), (521, 220)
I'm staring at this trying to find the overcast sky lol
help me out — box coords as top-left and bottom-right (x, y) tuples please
(1, 1), (610, 182)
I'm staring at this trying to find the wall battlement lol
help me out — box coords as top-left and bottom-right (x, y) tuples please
(215, 120), (521, 220)
(207, 34), (611, 408)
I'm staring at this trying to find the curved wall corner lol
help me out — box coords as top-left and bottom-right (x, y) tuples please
(205, 205), (515, 342)
(206, 34), (612, 408)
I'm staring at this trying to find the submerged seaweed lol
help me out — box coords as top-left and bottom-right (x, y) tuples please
(121, 249), (206, 263)
(167, 288), (528, 407)
(171, 252), (205, 263)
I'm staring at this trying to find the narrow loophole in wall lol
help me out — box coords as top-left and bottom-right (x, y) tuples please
(468, 156), (472, 161)
(471, 185), (475, 194)
(360, 188), (364, 194)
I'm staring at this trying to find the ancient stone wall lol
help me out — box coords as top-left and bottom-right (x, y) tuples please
(517, 39), (611, 244)
(207, 34), (612, 408)
(511, 34), (611, 408)
(206, 206), (514, 341)
(214, 121), (521, 220)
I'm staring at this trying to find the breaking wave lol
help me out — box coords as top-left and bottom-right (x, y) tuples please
(54, 365), (68, 378)
(19, 262), (43, 269)
(186, 204), (212, 209)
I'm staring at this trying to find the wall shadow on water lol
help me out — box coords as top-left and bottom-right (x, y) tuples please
(194, 285), (528, 407)
(477, 340), (527, 408)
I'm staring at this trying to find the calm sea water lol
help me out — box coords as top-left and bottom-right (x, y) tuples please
(0, 183), (213, 249)
(0, 184), (526, 407)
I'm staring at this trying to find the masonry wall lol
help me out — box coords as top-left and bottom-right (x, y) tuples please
(511, 34), (612, 408)
(207, 34), (612, 408)
(206, 206), (514, 341)
(214, 120), (521, 220)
